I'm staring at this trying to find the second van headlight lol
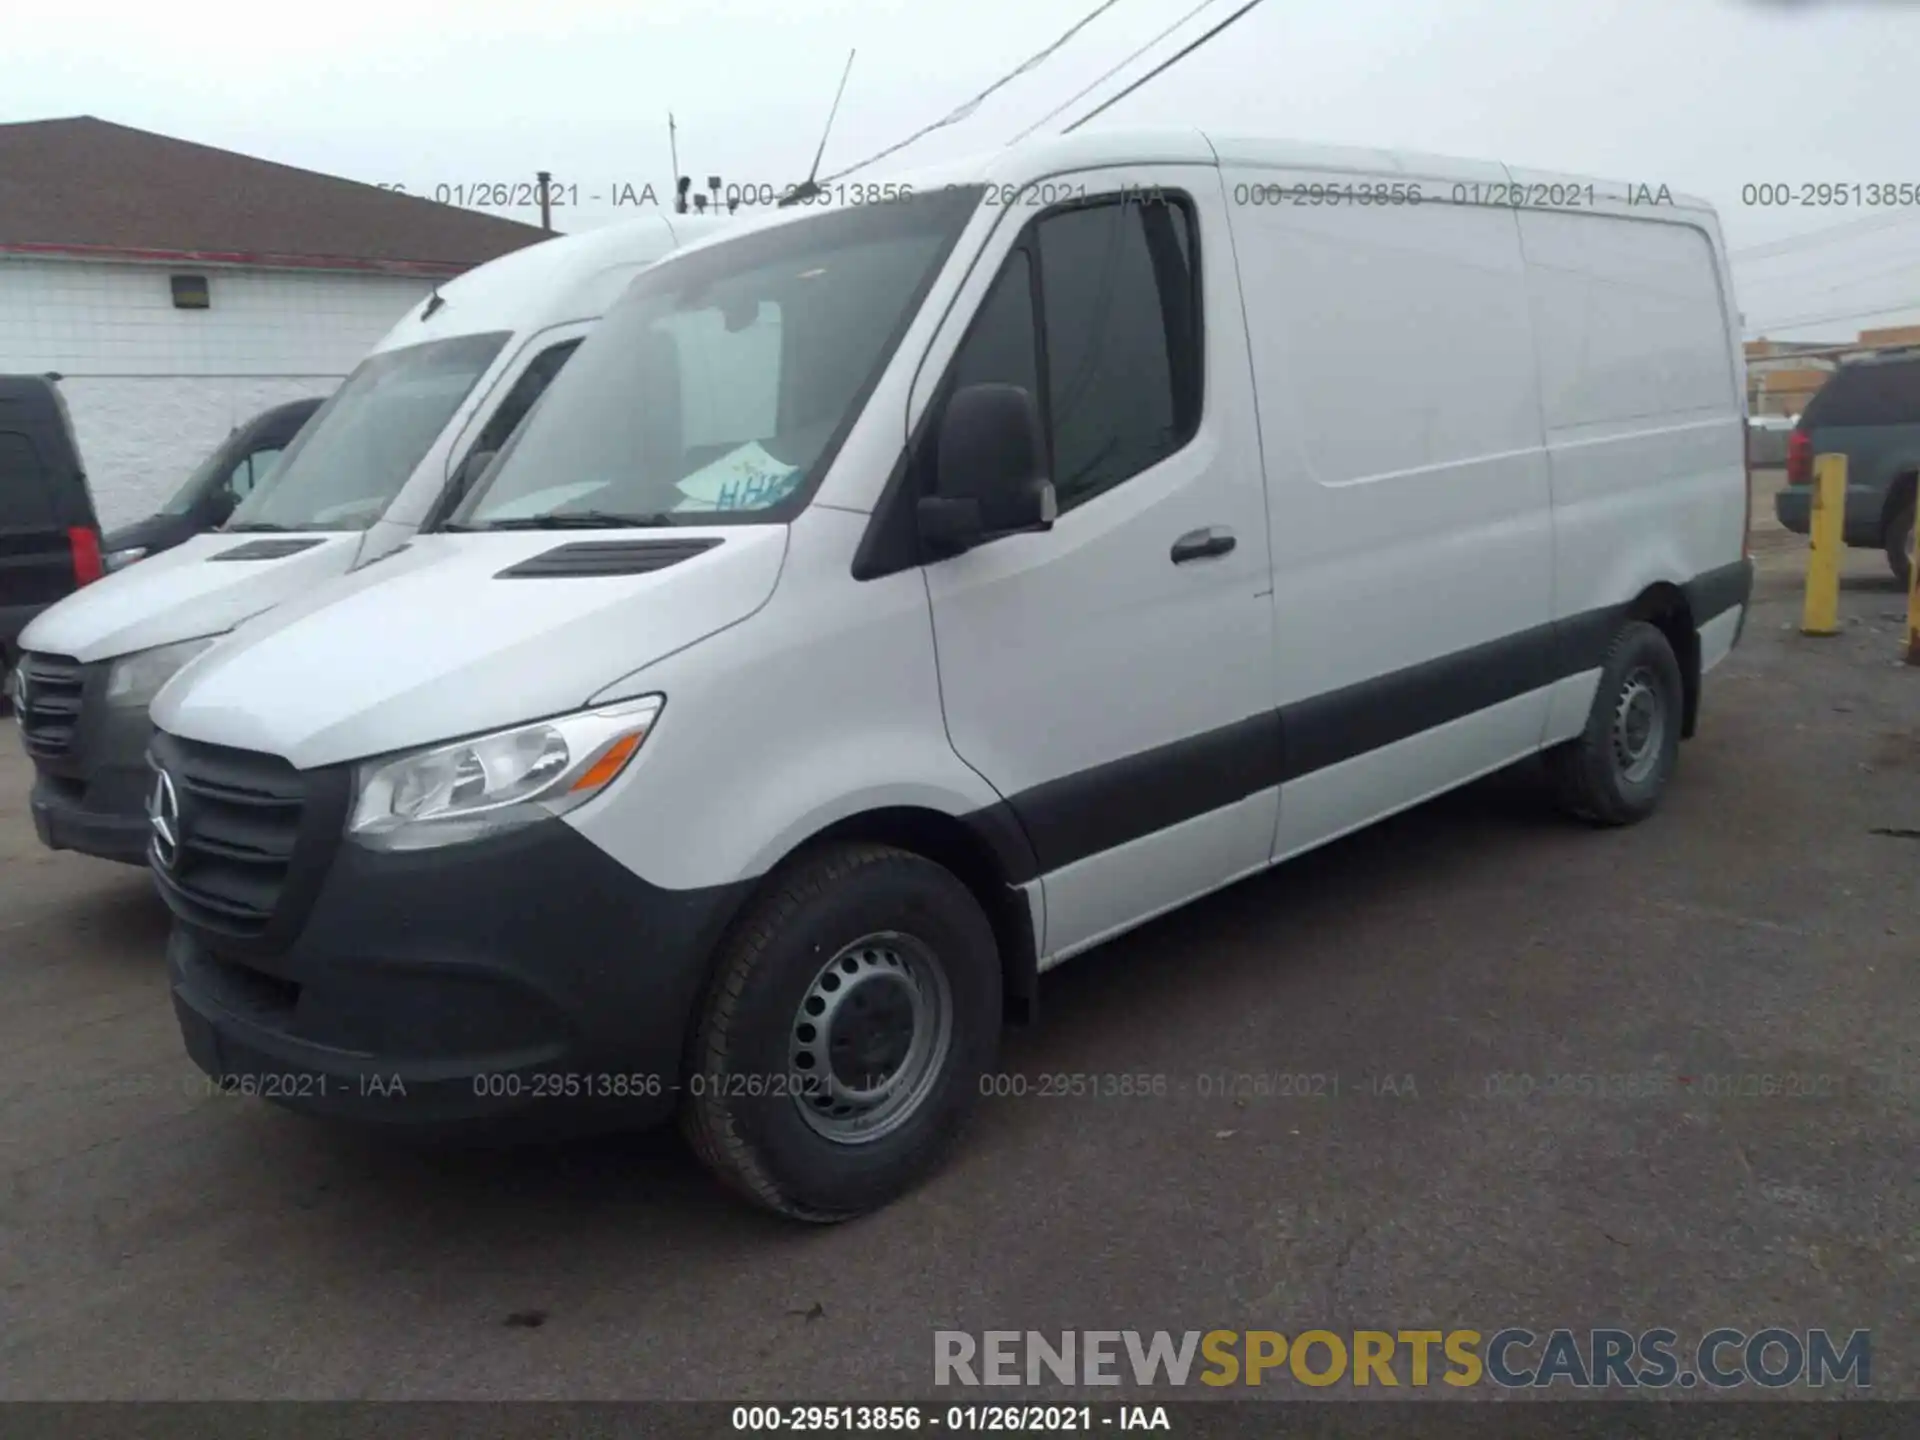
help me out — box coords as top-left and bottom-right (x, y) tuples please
(348, 696), (663, 851)
(105, 635), (221, 708)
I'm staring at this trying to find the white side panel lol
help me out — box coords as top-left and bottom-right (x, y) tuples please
(1273, 689), (1548, 863)
(569, 507), (1004, 894)
(1220, 163), (1554, 844)
(1040, 790), (1277, 968)
(1698, 606), (1741, 675)
(1515, 207), (1745, 624)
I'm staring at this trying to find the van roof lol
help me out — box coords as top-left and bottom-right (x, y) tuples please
(660, 128), (1717, 267)
(371, 212), (734, 354)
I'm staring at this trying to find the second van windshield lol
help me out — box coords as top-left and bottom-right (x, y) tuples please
(225, 331), (510, 533)
(452, 187), (982, 529)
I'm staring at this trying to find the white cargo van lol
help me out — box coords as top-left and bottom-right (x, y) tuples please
(11, 213), (726, 862)
(146, 131), (1753, 1220)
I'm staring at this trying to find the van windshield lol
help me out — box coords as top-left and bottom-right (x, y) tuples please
(225, 332), (509, 532)
(453, 188), (981, 529)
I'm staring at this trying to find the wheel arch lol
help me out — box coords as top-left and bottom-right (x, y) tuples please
(699, 803), (1042, 1038)
(1624, 581), (1700, 739)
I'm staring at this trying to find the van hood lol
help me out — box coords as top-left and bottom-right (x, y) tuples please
(150, 527), (789, 770)
(18, 531), (364, 663)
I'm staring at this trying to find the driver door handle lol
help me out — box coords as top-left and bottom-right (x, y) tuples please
(1171, 526), (1236, 564)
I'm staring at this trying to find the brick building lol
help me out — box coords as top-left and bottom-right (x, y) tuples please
(0, 117), (546, 525)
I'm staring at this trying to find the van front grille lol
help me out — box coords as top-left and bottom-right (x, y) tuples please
(16, 652), (86, 759)
(148, 737), (308, 937)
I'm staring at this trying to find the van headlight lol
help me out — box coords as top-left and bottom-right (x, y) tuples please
(348, 696), (663, 851)
(105, 547), (149, 572)
(105, 635), (221, 708)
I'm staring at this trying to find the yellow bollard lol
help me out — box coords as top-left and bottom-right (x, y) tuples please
(1801, 453), (1846, 637)
(1906, 493), (1919, 664)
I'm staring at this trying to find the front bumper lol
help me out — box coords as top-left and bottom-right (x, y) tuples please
(17, 652), (154, 866)
(31, 776), (152, 863)
(161, 765), (749, 1133)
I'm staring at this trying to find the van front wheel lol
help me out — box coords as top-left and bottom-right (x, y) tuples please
(681, 841), (1002, 1221)
(1546, 620), (1684, 826)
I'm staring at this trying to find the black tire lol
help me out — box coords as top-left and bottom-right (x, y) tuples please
(1886, 494), (1915, 592)
(1546, 620), (1685, 827)
(681, 841), (1002, 1222)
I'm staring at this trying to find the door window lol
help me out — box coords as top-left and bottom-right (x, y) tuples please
(938, 193), (1202, 515)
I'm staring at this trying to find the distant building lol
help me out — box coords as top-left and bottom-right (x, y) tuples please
(0, 117), (547, 524)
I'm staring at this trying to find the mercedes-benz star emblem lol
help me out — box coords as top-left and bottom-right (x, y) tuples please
(148, 767), (181, 871)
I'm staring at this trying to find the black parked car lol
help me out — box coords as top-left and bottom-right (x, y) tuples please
(1, 376), (103, 702)
(100, 395), (325, 572)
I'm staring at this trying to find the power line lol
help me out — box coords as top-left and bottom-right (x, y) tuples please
(1751, 253), (1920, 304)
(815, 0), (1132, 186)
(1730, 208), (1920, 262)
(1743, 296), (1920, 333)
(1008, 0), (1223, 145)
(1064, 0), (1270, 133)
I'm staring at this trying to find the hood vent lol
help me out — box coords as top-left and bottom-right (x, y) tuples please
(497, 537), (723, 579)
(210, 538), (327, 562)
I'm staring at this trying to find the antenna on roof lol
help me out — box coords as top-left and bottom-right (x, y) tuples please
(779, 49), (857, 208)
(668, 113), (686, 215)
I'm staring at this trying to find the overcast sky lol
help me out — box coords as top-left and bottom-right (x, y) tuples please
(8, 0), (1920, 340)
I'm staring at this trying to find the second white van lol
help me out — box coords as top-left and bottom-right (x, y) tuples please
(11, 212), (727, 862)
(146, 130), (1753, 1221)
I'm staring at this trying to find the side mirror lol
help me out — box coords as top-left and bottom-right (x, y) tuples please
(204, 490), (239, 524)
(916, 383), (1055, 556)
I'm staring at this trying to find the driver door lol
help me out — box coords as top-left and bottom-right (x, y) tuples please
(912, 167), (1278, 963)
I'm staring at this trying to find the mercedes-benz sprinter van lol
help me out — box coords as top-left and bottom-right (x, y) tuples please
(147, 131), (1753, 1221)
(12, 213), (726, 863)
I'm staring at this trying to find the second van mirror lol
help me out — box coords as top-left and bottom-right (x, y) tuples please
(918, 383), (1056, 556)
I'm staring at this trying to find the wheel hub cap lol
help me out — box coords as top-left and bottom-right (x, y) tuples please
(790, 933), (952, 1145)
(1611, 667), (1666, 785)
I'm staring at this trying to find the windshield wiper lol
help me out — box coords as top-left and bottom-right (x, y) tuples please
(455, 510), (683, 531)
(223, 521), (296, 533)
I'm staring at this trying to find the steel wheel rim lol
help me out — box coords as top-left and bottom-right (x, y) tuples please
(790, 931), (953, 1145)
(1611, 665), (1666, 786)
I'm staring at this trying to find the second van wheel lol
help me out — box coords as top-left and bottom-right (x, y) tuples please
(680, 841), (1002, 1222)
(1546, 620), (1685, 827)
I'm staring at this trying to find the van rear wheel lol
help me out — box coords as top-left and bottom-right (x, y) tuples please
(681, 841), (1002, 1222)
(1546, 620), (1684, 826)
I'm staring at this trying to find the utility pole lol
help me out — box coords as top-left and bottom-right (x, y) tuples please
(536, 170), (553, 232)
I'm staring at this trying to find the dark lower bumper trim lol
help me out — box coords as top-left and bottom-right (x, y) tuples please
(30, 783), (152, 865)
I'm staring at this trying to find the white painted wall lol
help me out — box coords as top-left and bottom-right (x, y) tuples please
(0, 256), (431, 527)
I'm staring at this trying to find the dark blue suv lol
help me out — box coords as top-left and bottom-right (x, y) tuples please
(1773, 349), (1920, 589)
